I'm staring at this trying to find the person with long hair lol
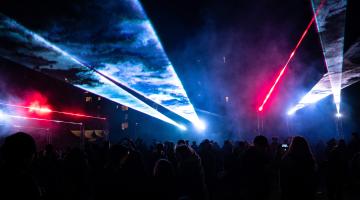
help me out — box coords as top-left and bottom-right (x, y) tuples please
(280, 136), (317, 200)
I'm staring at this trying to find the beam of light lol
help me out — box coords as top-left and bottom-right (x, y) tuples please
(0, 13), (185, 129)
(311, 0), (347, 114)
(12, 125), (50, 131)
(288, 0), (350, 114)
(113, 0), (200, 125)
(258, 0), (326, 112)
(287, 65), (360, 114)
(1, 0), (200, 125)
(335, 112), (342, 118)
(3, 113), (83, 125)
(0, 102), (106, 120)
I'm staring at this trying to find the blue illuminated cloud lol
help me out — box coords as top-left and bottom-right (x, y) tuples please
(10, 0), (200, 124)
(0, 13), (183, 128)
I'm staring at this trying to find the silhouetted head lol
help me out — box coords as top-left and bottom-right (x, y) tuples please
(223, 140), (233, 153)
(156, 143), (165, 152)
(351, 132), (359, 140)
(238, 141), (247, 149)
(175, 144), (194, 162)
(109, 144), (129, 166)
(287, 136), (313, 158)
(1, 132), (36, 167)
(327, 138), (337, 147)
(153, 159), (174, 178)
(45, 144), (54, 153)
(253, 135), (269, 151)
(271, 137), (278, 143)
(338, 139), (346, 149)
(177, 140), (186, 146)
(199, 139), (212, 152)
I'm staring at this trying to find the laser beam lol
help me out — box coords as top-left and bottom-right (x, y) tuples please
(287, 40), (360, 114)
(3, 113), (82, 125)
(311, 0), (347, 115)
(0, 102), (106, 120)
(258, 0), (326, 112)
(0, 13), (184, 129)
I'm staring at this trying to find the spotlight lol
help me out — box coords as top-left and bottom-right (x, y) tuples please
(178, 124), (187, 131)
(335, 112), (342, 118)
(0, 110), (5, 120)
(194, 119), (206, 131)
(287, 108), (296, 116)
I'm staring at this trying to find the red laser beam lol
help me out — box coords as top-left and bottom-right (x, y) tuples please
(4, 113), (82, 125)
(0, 102), (106, 120)
(258, 0), (326, 112)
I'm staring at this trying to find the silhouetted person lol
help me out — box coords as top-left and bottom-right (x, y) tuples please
(151, 159), (177, 200)
(36, 144), (62, 200)
(327, 139), (348, 200)
(350, 152), (360, 185)
(191, 141), (199, 152)
(176, 144), (208, 200)
(177, 139), (186, 146)
(241, 135), (272, 200)
(0, 132), (40, 199)
(62, 147), (90, 199)
(270, 137), (279, 158)
(199, 139), (217, 197)
(94, 144), (130, 200)
(280, 136), (316, 200)
(222, 140), (234, 172)
(326, 138), (337, 160)
(314, 140), (326, 163)
(348, 132), (360, 157)
(165, 141), (177, 168)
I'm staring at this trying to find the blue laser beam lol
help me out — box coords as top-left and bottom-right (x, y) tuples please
(311, 0), (347, 114)
(4, 0), (200, 125)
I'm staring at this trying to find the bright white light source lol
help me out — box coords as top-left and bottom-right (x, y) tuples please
(178, 124), (187, 131)
(335, 112), (342, 118)
(0, 110), (10, 124)
(0, 110), (5, 120)
(287, 108), (296, 116)
(194, 119), (206, 131)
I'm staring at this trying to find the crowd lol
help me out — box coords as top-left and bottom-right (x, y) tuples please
(0, 131), (360, 200)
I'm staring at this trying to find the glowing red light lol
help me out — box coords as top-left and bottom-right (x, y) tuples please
(0, 102), (106, 120)
(29, 101), (51, 114)
(258, 0), (326, 112)
(50, 110), (107, 120)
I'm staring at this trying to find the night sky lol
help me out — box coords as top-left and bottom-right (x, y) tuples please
(0, 0), (359, 142)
